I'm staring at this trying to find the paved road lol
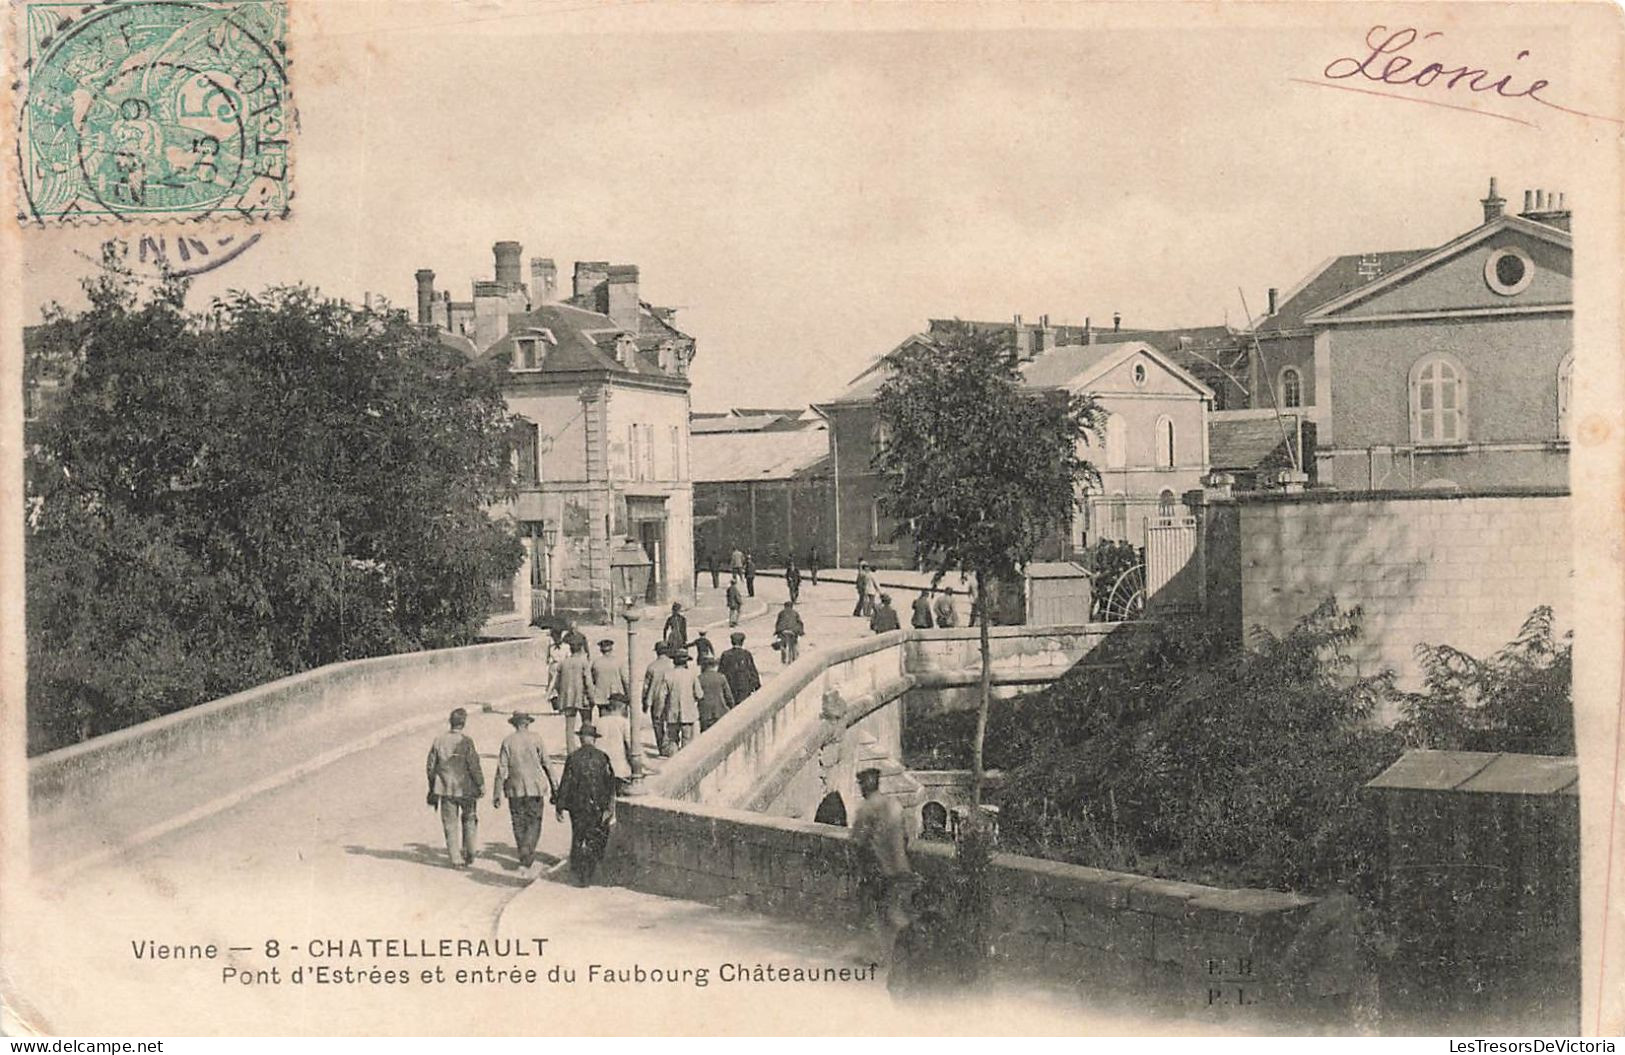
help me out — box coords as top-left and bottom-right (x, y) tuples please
(12, 577), (974, 1035)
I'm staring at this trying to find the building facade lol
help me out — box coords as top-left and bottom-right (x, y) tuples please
(1253, 179), (1572, 492)
(414, 242), (697, 626)
(690, 411), (834, 570)
(816, 331), (1212, 568)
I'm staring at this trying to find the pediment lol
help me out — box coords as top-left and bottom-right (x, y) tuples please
(1307, 217), (1571, 323)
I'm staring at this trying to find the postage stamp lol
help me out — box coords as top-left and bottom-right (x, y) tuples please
(17, 0), (292, 224)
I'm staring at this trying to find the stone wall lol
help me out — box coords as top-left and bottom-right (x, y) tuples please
(1229, 489), (1570, 688)
(608, 796), (1333, 1022)
(650, 624), (1123, 819)
(29, 638), (543, 820)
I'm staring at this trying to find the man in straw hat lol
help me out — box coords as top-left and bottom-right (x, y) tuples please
(493, 711), (558, 870)
(554, 722), (618, 886)
(425, 707), (484, 869)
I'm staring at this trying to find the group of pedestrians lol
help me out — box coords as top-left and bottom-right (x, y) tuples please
(646, 602), (763, 755)
(851, 560), (963, 635)
(423, 703), (626, 886)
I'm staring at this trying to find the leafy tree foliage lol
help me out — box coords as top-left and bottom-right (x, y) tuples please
(872, 321), (1104, 800)
(905, 602), (1573, 895)
(1394, 606), (1574, 755)
(25, 246), (522, 752)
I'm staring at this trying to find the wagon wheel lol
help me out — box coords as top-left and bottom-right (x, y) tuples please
(1103, 564), (1146, 622)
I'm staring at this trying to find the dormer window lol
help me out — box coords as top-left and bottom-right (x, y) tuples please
(614, 333), (639, 367)
(511, 328), (555, 371)
(658, 340), (675, 372)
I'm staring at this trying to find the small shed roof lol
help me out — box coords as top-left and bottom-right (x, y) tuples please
(1365, 749), (1578, 796)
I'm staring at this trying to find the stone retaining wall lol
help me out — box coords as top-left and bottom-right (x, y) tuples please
(608, 795), (1331, 1021)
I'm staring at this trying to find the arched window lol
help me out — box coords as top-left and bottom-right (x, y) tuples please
(1158, 489), (1177, 519)
(1558, 352), (1574, 440)
(1410, 354), (1467, 444)
(1155, 416), (1176, 469)
(1104, 414), (1126, 469)
(1279, 367), (1303, 409)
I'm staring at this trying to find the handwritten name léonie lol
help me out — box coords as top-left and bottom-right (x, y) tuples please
(1324, 26), (1550, 101)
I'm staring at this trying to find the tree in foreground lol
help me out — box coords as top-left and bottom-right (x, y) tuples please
(872, 320), (1104, 803)
(25, 246), (523, 751)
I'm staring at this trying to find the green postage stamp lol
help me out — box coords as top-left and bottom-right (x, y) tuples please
(18, 0), (291, 223)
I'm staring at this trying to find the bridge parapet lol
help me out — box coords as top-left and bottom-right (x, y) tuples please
(647, 624), (1124, 819)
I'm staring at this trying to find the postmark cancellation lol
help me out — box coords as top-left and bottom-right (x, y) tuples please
(17, 0), (292, 224)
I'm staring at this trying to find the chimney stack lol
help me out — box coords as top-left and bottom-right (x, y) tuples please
(1112, 312), (1121, 332)
(414, 269), (436, 325)
(1519, 186), (1573, 231)
(1536, 190), (1547, 210)
(1083, 317), (1093, 345)
(493, 241), (523, 291)
(1524, 189), (1535, 212)
(606, 265), (640, 331)
(1480, 177), (1506, 223)
(1012, 314), (1033, 360)
(530, 258), (558, 306)
(573, 261), (610, 307)
(1267, 287), (1279, 317)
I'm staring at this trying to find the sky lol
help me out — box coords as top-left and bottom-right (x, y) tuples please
(16, 1), (1615, 412)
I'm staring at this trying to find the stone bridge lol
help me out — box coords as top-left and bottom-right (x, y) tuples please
(591, 621), (1343, 1026)
(6, 576), (1345, 1034)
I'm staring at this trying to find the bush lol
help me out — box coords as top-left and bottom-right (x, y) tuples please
(906, 602), (1574, 895)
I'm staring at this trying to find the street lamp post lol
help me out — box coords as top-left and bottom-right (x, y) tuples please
(540, 523), (558, 615)
(609, 540), (653, 789)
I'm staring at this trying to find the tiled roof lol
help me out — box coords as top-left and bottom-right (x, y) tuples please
(690, 414), (786, 435)
(481, 300), (693, 379)
(1259, 249), (1432, 332)
(827, 334), (1210, 405)
(691, 422), (830, 482)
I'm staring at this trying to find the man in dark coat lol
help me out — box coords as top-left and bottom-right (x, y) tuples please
(705, 549), (720, 589)
(726, 578), (744, 626)
(662, 602), (689, 657)
(688, 628), (717, 666)
(774, 599), (805, 665)
(718, 632), (761, 705)
(785, 557), (802, 604)
(807, 545), (822, 586)
(743, 552), (757, 597)
(554, 724), (618, 886)
(869, 593), (901, 633)
(696, 655), (737, 732)
(911, 590), (935, 629)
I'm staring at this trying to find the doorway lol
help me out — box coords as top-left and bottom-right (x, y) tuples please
(638, 519), (666, 604)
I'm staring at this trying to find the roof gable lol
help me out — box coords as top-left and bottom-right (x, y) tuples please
(1024, 340), (1214, 400)
(1305, 216), (1571, 323)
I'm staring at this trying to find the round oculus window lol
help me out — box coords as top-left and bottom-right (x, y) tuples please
(1132, 363), (1148, 386)
(1485, 247), (1534, 296)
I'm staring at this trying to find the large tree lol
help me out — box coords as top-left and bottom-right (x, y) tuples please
(873, 321), (1104, 801)
(25, 246), (523, 752)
